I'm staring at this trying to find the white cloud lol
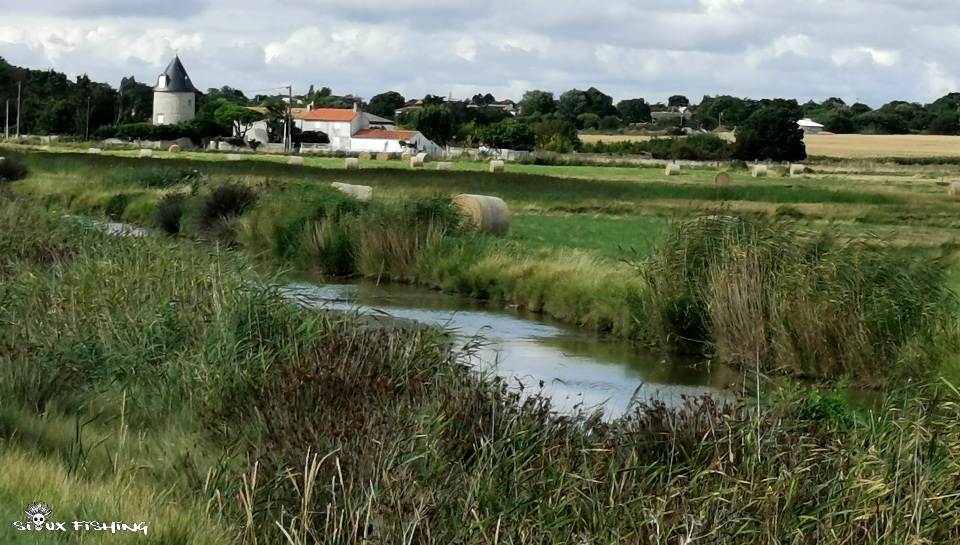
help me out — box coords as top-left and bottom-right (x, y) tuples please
(831, 47), (901, 68)
(0, 0), (958, 106)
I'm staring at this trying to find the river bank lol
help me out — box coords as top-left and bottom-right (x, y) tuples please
(4, 192), (960, 543)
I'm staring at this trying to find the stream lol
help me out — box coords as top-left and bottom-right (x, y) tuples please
(281, 280), (737, 420)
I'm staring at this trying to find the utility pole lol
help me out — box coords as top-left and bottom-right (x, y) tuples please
(86, 96), (91, 141)
(285, 85), (293, 153)
(16, 80), (21, 138)
(4, 100), (8, 140)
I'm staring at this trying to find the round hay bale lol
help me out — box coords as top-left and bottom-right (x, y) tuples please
(454, 194), (511, 236)
(376, 153), (389, 161)
(665, 163), (680, 176)
(490, 160), (505, 173)
(345, 158), (360, 170)
(288, 156), (304, 166)
(949, 181), (960, 196)
(714, 171), (731, 186)
(437, 162), (453, 171)
(227, 154), (242, 161)
(358, 152), (372, 161)
(168, 144), (181, 154)
(752, 165), (768, 178)
(789, 164), (806, 177)
(410, 155), (425, 168)
(139, 149), (153, 158)
(332, 182), (373, 202)
(88, 148), (102, 155)
(401, 153), (412, 163)
(416, 152), (432, 163)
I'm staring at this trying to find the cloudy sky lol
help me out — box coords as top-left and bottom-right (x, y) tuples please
(1, 0), (959, 107)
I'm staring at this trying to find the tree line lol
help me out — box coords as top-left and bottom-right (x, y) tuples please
(2, 55), (957, 162)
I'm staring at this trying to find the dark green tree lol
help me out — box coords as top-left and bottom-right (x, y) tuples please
(367, 91), (406, 119)
(214, 102), (264, 138)
(519, 90), (556, 117)
(733, 106), (806, 161)
(558, 89), (588, 119)
(406, 105), (454, 144)
(477, 118), (535, 151)
(668, 95), (690, 109)
(617, 98), (652, 124)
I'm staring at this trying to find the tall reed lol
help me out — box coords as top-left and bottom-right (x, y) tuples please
(639, 215), (958, 382)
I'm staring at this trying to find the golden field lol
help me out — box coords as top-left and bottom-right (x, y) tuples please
(579, 133), (960, 158)
(803, 134), (960, 158)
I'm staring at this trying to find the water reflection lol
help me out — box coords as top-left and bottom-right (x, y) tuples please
(281, 280), (734, 420)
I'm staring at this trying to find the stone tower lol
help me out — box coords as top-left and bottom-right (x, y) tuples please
(152, 55), (198, 125)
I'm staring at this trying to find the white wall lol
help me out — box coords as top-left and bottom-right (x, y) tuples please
(349, 138), (406, 153)
(152, 92), (195, 125)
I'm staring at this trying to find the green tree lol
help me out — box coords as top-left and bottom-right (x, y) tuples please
(519, 90), (556, 117)
(407, 105), (454, 144)
(477, 119), (535, 151)
(584, 87), (617, 117)
(577, 113), (600, 130)
(668, 95), (690, 109)
(532, 114), (580, 151)
(598, 115), (621, 131)
(558, 89), (588, 119)
(214, 102), (264, 138)
(617, 98), (652, 124)
(367, 91), (405, 119)
(733, 106), (806, 161)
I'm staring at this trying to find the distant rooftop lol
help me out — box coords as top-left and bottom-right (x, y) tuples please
(154, 56), (198, 94)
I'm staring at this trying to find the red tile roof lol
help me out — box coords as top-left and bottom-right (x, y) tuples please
(301, 108), (357, 121)
(352, 129), (419, 140)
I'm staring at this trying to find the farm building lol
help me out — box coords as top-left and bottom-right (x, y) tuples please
(798, 118), (825, 135)
(236, 104), (440, 154)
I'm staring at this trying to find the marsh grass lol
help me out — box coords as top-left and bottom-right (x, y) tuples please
(2, 198), (960, 543)
(638, 215), (959, 383)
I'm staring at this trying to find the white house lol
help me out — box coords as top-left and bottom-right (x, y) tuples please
(798, 118), (824, 135)
(238, 104), (441, 155)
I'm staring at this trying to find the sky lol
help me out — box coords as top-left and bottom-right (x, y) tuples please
(1, 0), (959, 108)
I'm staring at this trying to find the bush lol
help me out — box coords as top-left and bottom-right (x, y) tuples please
(194, 183), (259, 241)
(156, 193), (188, 236)
(0, 156), (30, 183)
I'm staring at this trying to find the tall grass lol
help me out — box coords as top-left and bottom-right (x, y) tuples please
(2, 196), (960, 543)
(638, 215), (959, 383)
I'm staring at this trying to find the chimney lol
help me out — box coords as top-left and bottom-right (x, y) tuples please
(307, 104), (314, 112)
(353, 102), (359, 113)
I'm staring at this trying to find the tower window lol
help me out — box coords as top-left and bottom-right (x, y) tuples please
(157, 114), (165, 125)
(158, 75), (167, 88)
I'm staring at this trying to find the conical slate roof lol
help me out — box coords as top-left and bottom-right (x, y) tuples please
(154, 55), (198, 93)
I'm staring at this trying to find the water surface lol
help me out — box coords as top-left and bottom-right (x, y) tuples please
(282, 280), (736, 419)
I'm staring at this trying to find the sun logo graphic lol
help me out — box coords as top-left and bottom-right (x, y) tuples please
(24, 502), (52, 530)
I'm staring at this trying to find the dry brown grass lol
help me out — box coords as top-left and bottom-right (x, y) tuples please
(580, 133), (960, 159)
(805, 134), (960, 158)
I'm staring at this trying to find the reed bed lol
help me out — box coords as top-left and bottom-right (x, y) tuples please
(1, 195), (960, 543)
(637, 215), (959, 384)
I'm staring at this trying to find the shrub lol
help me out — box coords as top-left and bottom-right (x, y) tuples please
(104, 193), (137, 220)
(0, 156), (30, 183)
(156, 193), (188, 236)
(194, 183), (259, 241)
